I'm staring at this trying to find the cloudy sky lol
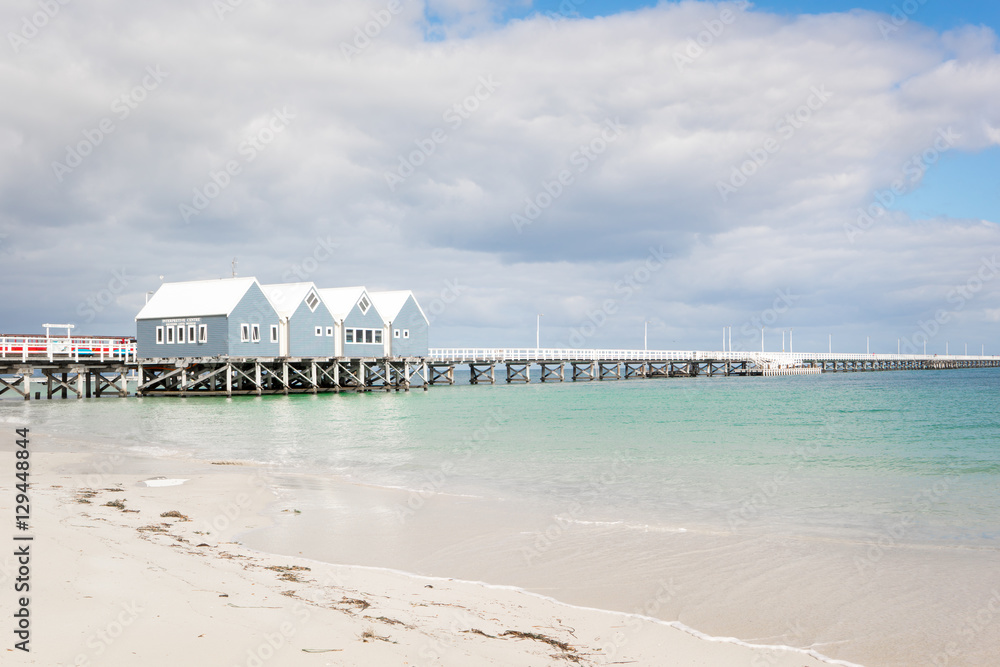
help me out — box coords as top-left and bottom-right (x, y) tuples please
(2, 0), (999, 354)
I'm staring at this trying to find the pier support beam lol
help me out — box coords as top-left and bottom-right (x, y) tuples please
(468, 363), (496, 385)
(505, 362), (530, 383)
(539, 363), (564, 382)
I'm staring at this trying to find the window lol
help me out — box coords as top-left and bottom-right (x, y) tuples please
(270, 325), (278, 343)
(198, 325), (208, 343)
(346, 329), (354, 343)
(374, 330), (382, 344)
(176, 326), (185, 344)
(365, 329), (373, 344)
(251, 324), (260, 343)
(166, 326), (175, 344)
(403, 329), (409, 339)
(188, 325), (197, 344)
(358, 295), (371, 314)
(240, 324), (250, 342)
(156, 326), (164, 344)
(305, 291), (320, 312)
(393, 329), (400, 339)
(315, 326), (323, 336)
(325, 327), (333, 337)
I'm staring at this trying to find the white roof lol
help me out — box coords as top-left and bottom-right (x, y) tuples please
(136, 277), (259, 320)
(369, 290), (428, 325)
(317, 286), (371, 320)
(261, 283), (321, 319)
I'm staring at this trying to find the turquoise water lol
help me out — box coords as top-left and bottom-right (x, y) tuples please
(7, 368), (1000, 546)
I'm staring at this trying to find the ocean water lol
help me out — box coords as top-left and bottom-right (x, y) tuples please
(6, 368), (1000, 665)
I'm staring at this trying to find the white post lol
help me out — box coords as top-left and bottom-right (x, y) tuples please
(536, 314), (542, 350)
(867, 336), (870, 354)
(782, 330), (785, 352)
(829, 334), (832, 354)
(761, 327), (764, 353)
(898, 338), (900, 355)
(645, 321), (648, 351)
(790, 328), (793, 353)
(728, 326), (731, 353)
(946, 342), (949, 355)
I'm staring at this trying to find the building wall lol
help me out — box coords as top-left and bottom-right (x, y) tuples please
(288, 299), (336, 357)
(386, 296), (429, 357)
(136, 315), (228, 358)
(227, 283), (281, 357)
(342, 300), (387, 357)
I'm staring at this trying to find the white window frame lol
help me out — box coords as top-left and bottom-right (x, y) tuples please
(365, 329), (373, 344)
(403, 329), (409, 339)
(358, 295), (371, 314)
(393, 329), (400, 339)
(166, 326), (175, 344)
(305, 291), (320, 312)
(240, 323), (250, 343)
(188, 325), (197, 344)
(346, 329), (354, 343)
(156, 326), (164, 344)
(251, 324), (260, 343)
(177, 326), (185, 344)
(325, 326), (333, 337)
(374, 330), (382, 344)
(270, 325), (278, 343)
(314, 326), (322, 336)
(198, 324), (208, 343)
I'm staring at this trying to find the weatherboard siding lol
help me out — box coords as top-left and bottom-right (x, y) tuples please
(288, 299), (336, 357)
(342, 300), (386, 357)
(387, 295), (429, 357)
(136, 315), (228, 358)
(227, 283), (281, 357)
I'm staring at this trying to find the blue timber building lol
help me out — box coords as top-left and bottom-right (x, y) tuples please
(318, 286), (386, 358)
(260, 282), (336, 358)
(370, 291), (429, 357)
(135, 277), (280, 358)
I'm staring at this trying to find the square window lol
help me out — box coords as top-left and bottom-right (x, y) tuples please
(305, 291), (320, 312)
(270, 325), (278, 343)
(315, 326), (322, 336)
(358, 295), (371, 314)
(346, 329), (354, 343)
(240, 324), (250, 342)
(166, 326), (175, 344)
(403, 329), (409, 339)
(177, 326), (185, 344)
(365, 329), (373, 344)
(198, 325), (208, 343)
(156, 326), (164, 344)
(393, 329), (400, 339)
(374, 330), (382, 344)
(325, 327), (333, 336)
(251, 324), (260, 343)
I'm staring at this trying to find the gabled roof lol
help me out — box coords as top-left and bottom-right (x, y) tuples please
(369, 290), (429, 325)
(261, 282), (322, 319)
(136, 277), (260, 320)
(318, 286), (374, 320)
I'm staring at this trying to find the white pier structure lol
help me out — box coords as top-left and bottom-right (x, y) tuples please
(426, 348), (1000, 384)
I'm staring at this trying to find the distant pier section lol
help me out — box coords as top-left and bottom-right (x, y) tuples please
(4, 336), (1000, 399)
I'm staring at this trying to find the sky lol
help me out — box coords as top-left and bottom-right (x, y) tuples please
(1, 0), (999, 355)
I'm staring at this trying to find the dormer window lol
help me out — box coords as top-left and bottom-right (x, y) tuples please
(358, 295), (371, 314)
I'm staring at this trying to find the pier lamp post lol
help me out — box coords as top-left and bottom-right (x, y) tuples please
(782, 330), (785, 352)
(645, 321), (648, 351)
(867, 336), (870, 354)
(790, 328), (793, 354)
(829, 334), (832, 354)
(536, 314), (543, 350)
(761, 326), (765, 353)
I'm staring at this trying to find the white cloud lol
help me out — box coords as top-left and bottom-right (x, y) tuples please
(1, 0), (999, 350)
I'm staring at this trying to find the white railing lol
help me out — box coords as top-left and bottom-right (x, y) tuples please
(0, 336), (137, 363)
(428, 348), (1000, 365)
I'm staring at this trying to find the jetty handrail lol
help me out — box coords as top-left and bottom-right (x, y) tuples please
(0, 336), (137, 363)
(428, 348), (1000, 364)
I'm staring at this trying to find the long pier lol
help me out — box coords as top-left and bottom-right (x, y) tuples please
(3, 338), (1000, 399)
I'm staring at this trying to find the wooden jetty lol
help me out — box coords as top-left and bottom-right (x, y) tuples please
(4, 337), (1000, 399)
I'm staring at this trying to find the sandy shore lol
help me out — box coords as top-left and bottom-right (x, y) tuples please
(0, 448), (852, 667)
